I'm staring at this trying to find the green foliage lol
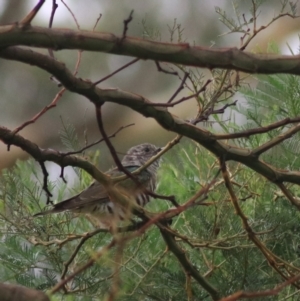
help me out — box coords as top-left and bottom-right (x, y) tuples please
(2, 121), (300, 300)
(237, 72), (300, 170)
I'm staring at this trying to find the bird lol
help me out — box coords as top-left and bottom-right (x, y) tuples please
(34, 143), (162, 227)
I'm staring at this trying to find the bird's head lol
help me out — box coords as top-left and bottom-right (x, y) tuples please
(122, 143), (162, 166)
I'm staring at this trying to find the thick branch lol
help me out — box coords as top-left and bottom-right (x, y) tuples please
(2, 47), (300, 185)
(0, 126), (109, 185)
(0, 283), (49, 301)
(1, 25), (300, 75)
(160, 227), (219, 300)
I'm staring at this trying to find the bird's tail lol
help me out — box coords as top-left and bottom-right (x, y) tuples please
(33, 209), (55, 217)
(33, 195), (77, 217)
(33, 206), (66, 217)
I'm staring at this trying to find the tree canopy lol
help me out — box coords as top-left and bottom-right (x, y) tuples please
(1, 1), (300, 301)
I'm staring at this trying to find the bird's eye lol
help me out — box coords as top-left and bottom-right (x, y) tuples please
(144, 147), (150, 152)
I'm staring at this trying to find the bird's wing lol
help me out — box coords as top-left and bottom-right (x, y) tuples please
(33, 181), (109, 216)
(34, 166), (151, 216)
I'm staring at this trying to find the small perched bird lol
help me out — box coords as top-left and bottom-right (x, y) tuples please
(34, 143), (162, 227)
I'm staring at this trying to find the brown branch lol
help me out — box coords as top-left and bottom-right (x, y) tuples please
(277, 183), (300, 210)
(20, 0), (45, 25)
(63, 122), (134, 156)
(147, 79), (212, 107)
(155, 61), (178, 75)
(93, 58), (139, 86)
(219, 273), (300, 301)
(0, 126), (110, 186)
(216, 116), (300, 140)
(219, 157), (298, 285)
(3, 47), (300, 186)
(50, 239), (116, 294)
(168, 71), (189, 103)
(95, 104), (129, 172)
(30, 220), (149, 248)
(159, 226), (219, 300)
(12, 88), (66, 135)
(49, 1), (58, 29)
(252, 123), (300, 156)
(192, 99), (237, 124)
(2, 26), (300, 75)
(121, 10), (134, 41)
(240, 12), (298, 51)
(47, 0), (58, 58)
(38, 160), (53, 204)
(61, 0), (80, 30)
(0, 283), (50, 301)
(93, 14), (102, 31)
(58, 220), (145, 283)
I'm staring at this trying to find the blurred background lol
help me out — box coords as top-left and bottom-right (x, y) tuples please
(0, 0), (299, 173)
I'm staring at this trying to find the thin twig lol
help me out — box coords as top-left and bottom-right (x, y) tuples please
(219, 157), (299, 286)
(93, 58), (139, 86)
(48, 0), (58, 58)
(93, 13), (102, 31)
(219, 273), (300, 301)
(95, 105), (129, 172)
(38, 161), (53, 204)
(20, 0), (45, 25)
(155, 61), (178, 76)
(252, 123), (300, 157)
(216, 116), (300, 140)
(277, 183), (300, 210)
(168, 72), (189, 103)
(50, 239), (116, 294)
(63, 123), (134, 156)
(121, 10), (134, 42)
(61, 0), (80, 30)
(192, 99), (237, 124)
(12, 88), (66, 135)
(146, 79), (212, 107)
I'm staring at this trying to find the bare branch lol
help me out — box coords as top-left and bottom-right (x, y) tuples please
(12, 88), (66, 135)
(277, 183), (300, 210)
(216, 116), (300, 140)
(2, 27), (300, 75)
(38, 161), (53, 204)
(95, 104), (128, 171)
(146, 79), (212, 107)
(167, 71), (189, 103)
(155, 61), (178, 76)
(63, 123), (134, 156)
(20, 0), (45, 25)
(61, 0), (81, 30)
(219, 157), (298, 284)
(2, 47), (300, 186)
(50, 239), (116, 294)
(160, 226), (219, 300)
(219, 273), (300, 301)
(0, 283), (49, 301)
(93, 58), (139, 86)
(121, 10), (134, 41)
(93, 14), (102, 31)
(47, 0), (58, 58)
(252, 123), (300, 157)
